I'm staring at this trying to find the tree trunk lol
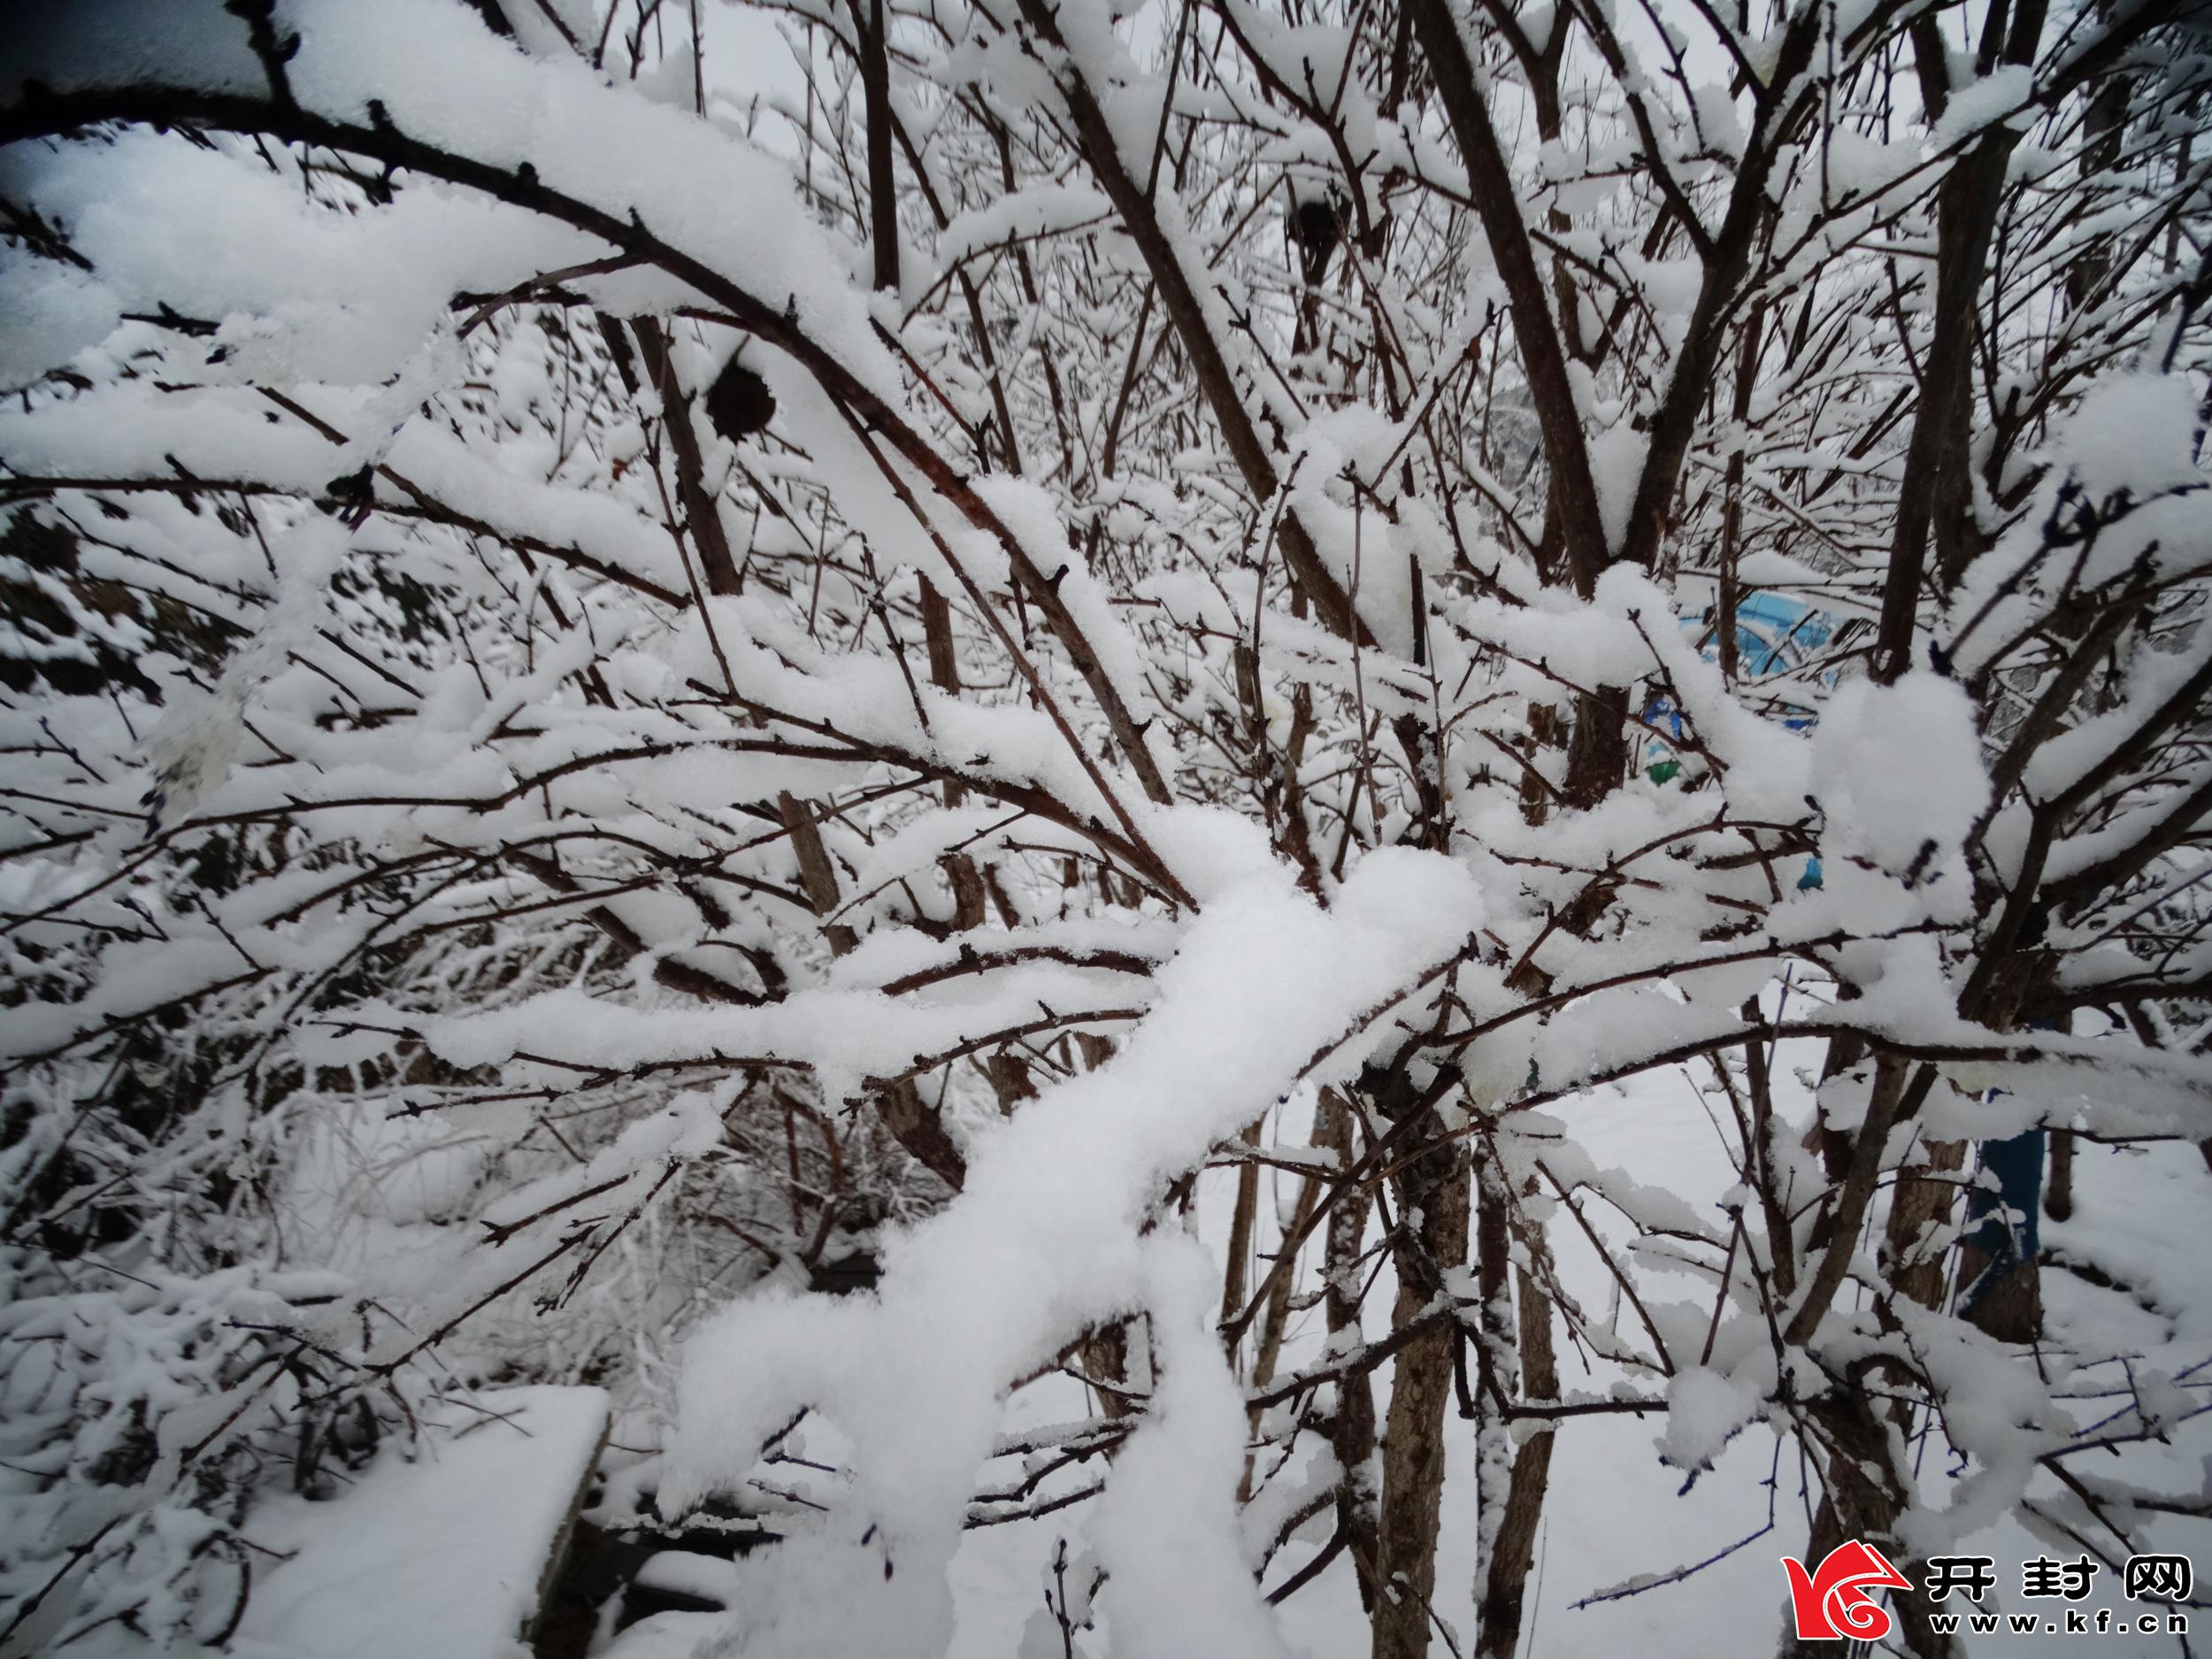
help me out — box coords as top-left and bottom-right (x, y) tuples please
(856, 0), (898, 292)
(1371, 1121), (1471, 1659)
(1872, 0), (2049, 680)
(1884, 1136), (1967, 1313)
(1222, 1119), (1264, 1360)
(1476, 1263), (1555, 1658)
(1786, 1394), (1962, 1658)
(1319, 1088), (1383, 1613)
(2045, 1129), (2075, 1221)
(1247, 1117), (1325, 1500)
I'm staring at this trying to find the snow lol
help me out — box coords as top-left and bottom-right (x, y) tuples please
(1588, 422), (1648, 554)
(1809, 670), (1989, 918)
(1089, 1236), (1293, 1659)
(915, 1058), (2212, 1659)
(1931, 65), (2036, 150)
(659, 848), (1483, 1656)
(231, 1386), (609, 1659)
(928, 187), (1112, 295)
(6, 2), (2212, 1656)
(2055, 373), (2206, 499)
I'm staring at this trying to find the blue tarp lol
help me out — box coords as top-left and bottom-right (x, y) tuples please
(1961, 1017), (2064, 1310)
(1641, 592), (1832, 774)
(1726, 590), (1832, 678)
(1962, 1131), (2045, 1311)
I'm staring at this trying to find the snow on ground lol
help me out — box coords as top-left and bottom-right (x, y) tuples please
(231, 1386), (608, 1659)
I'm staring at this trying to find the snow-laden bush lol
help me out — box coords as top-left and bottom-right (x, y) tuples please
(3, 0), (2210, 1654)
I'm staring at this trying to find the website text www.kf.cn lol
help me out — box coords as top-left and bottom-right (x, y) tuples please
(1781, 1540), (2193, 1641)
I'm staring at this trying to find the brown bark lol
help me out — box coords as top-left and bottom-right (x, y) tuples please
(1740, 1001), (1799, 1298)
(1252, 1162), (1324, 1400)
(1788, 1394), (1962, 1659)
(1872, 0), (2051, 680)
(1475, 1263), (1556, 1659)
(2065, 32), (2131, 312)
(778, 791), (967, 1191)
(856, 0), (897, 292)
(1075, 1033), (1135, 1423)
(2045, 1130), (2075, 1221)
(1222, 1119), (1264, 1357)
(1371, 1121), (1471, 1659)
(630, 316), (745, 597)
(1884, 1135), (1967, 1313)
(1561, 683), (1630, 812)
(1716, 298), (1769, 684)
(1247, 1123), (1326, 1500)
(1011, 0), (1364, 645)
(1787, 1056), (1916, 1348)
(1080, 1319), (1136, 1422)
(916, 573), (989, 927)
(1957, 1236), (2045, 1342)
(1402, 0), (1608, 594)
(1318, 1088), (1383, 1612)
(1517, 703), (1560, 827)
(1405, 0), (1637, 804)
(1801, 1028), (1869, 1208)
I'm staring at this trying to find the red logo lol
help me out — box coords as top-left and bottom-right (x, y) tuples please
(1780, 1540), (1913, 1640)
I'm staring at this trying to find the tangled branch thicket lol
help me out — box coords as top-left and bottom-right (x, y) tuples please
(3, 0), (2212, 1653)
